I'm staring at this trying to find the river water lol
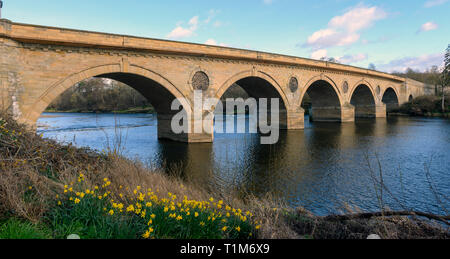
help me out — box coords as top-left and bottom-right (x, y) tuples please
(37, 113), (450, 216)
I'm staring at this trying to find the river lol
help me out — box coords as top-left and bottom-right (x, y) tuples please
(37, 113), (450, 216)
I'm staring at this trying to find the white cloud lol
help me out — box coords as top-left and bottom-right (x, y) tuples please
(418, 22), (438, 33)
(337, 53), (368, 64)
(378, 53), (444, 73)
(311, 49), (328, 60)
(205, 9), (220, 24)
(213, 21), (224, 28)
(263, 0), (274, 5)
(424, 0), (449, 7)
(304, 5), (387, 49)
(167, 16), (199, 39)
(204, 39), (229, 47)
(205, 39), (218, 45)
(167, 10), (223, 40)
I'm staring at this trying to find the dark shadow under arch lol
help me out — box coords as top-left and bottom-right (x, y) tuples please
(382, 88), (399, 112)
(215, 76), (289, 132)
(301, 80), (342, 122)
(45, 72), (190, 142)
(98, 73), (181, 115)
(350, 84), (376, 118)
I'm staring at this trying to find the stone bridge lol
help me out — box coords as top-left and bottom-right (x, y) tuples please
(0, 19), (431, 142)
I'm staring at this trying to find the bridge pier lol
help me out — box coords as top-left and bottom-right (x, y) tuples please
(157, 113), (214, 143)
(310, 104), (355, 122)
(375, 104), (387, 118)
(353, 104), (387, 118)
(281, 108), (305, 130)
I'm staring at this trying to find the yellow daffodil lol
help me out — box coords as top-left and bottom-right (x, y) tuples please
(142, 231), (150, 239)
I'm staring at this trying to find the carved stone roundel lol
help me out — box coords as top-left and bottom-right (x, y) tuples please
(376, 85), (381, 95)
(192, 71), (209, 91)
(289, 77), (298, 93)
(343, 81), (349, 93)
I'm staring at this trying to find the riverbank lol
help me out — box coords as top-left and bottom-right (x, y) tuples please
(1, 113), (448, 239)
(390, 95), (450, 118)
(45, 106), (155, 114)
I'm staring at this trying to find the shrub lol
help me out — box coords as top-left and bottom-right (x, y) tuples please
(396, 95), (450, 115)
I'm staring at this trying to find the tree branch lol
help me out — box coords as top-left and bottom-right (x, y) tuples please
(323, 211), (450, 225)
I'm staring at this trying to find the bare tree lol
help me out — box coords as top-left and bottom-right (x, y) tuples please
(442, 44), (450, 112)
(429, 66), (441, 96)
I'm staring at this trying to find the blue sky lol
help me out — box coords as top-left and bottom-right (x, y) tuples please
(2, 0), (449, 72)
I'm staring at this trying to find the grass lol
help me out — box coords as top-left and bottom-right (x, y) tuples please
(0, 218), (51, 239)
(47, 194), (146, 239)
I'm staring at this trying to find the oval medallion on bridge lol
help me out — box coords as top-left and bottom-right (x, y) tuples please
(192, 71), (210, 91)
(376, 85), (381, 95)
(289, 77), (298, 93)
(343, 81), (349, 94)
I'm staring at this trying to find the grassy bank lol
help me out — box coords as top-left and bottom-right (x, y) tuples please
(0, 112), (292, 239)
(0, 112), (448, 239)
(391, 95), (450, 118)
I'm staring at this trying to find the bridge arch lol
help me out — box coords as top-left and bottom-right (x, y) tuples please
(212, 70), (291, 131)
(349, 82), (377, 118)
(300, 75), (345, 122)
(382, 87), (400, 112)
(214, 70), (290, 108)
(349, 80), (377, 102)
(25, 63), (193, 141)
(300, 75), (344, 107)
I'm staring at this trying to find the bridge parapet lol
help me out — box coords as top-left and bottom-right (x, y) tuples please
(1, 20), (405, 83)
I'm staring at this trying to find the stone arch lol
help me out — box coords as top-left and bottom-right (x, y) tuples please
(300, 75), (344, 107)
(349, 80), (377, 102)
(382, 87), (400, 112)
(350, 84), (377, 118)
(213, 70), (290, 131)
(25, 63), (193, 142)
(214, 70), (290, 108)
(300, 76), (345, 122)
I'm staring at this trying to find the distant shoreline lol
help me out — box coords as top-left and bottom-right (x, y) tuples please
(388, 112), (450, 118)
(44, 107), (156, 115)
